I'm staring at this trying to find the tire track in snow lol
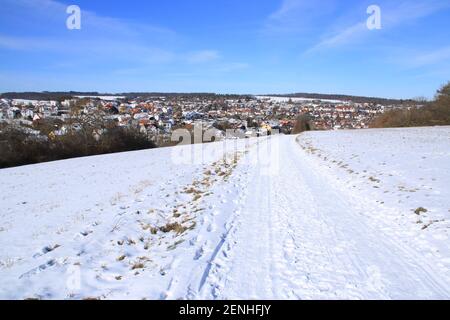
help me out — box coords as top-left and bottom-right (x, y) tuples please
(198, 134), (450, 299)
(291, 135), (450, 299)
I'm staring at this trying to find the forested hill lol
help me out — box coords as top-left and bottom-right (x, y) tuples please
(265, 93), (417, 105)
(1, 91), (415, 104)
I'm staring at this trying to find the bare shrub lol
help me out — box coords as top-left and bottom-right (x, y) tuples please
(0, 121), (156, 168)
(371, 82), (450, 128)
(159, 222), (188, 235)
(292, 114), (313, 134)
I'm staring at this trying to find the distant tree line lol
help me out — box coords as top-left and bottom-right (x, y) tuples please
(370, 82), (450, 128)
(0, 92), (254, 101)
(2, 91), (418, 104)
(0, 92), (75, 101)
(265, 93), (419, 105)
(0, 114), (156, 169)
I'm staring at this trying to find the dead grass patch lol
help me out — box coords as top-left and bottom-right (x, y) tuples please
(369, 176), (381, 183)
(159, 222), (188, 235)
(414, 207), (428, 215)
(131, 262), (145, 270)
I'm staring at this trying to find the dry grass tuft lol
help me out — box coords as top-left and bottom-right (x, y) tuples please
(116, 255), (126, 261)
(159, 222), (188, 235)
(131, 262), (145, 270)
(184, 187), (196, 194)
(369, 176), (381, 183)
(414, 207), (428, 215)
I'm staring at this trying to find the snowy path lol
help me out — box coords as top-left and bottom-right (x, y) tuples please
(1, 128), (450, 299)
(195, 134), (450, 300)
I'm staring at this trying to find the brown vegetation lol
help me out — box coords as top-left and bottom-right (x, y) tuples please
(0, 115), (156, 168)
(292, 114), (313, 134)
(159, 222), (188, 235)
(371, 82), (450, 128)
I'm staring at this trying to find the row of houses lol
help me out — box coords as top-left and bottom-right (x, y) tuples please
(0, 95), (410, 141)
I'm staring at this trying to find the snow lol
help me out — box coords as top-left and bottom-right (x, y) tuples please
(1, 127), (450, 300)
(75, 96), (125, 101)
(12, 99), (58, 105)
(256, 96), (345, 104)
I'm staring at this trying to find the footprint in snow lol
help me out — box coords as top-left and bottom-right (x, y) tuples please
(19, 259), (57, 279)
(207, 223), (216, 233)
(80, 230), (93, 237)
(32, 244), (61, 258)
(194, 247), (204, 260)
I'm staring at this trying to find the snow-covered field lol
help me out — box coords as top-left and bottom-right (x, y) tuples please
(256, 95), (345, 104)
(1, 127), (450, 300)
(74, 95), (126, 101)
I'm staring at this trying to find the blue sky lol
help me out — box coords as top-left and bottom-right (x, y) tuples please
(1, 0), (449, 98)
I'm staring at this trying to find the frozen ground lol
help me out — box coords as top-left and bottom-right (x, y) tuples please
(0, 127), (449, 299)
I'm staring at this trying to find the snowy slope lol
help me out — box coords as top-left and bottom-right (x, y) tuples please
(1, 127), (450, 300)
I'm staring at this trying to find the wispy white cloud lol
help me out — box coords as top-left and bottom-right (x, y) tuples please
(304, 0), (450, 54)
(0, 0), (176, 40)
(0, 0), (230, 68)
(269, 0), (309, 20)
(305, 22), (367, 54)
(186, 50), (220, 64)
(214, 62), (250, 73)
(262, 0), (337, 35)
(383, 0), (450, 26)
(0, 33), (177, 65)
(0, 35), (45, 51)
(0, 0), (180, 67)
(404, 46), (450, 68)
